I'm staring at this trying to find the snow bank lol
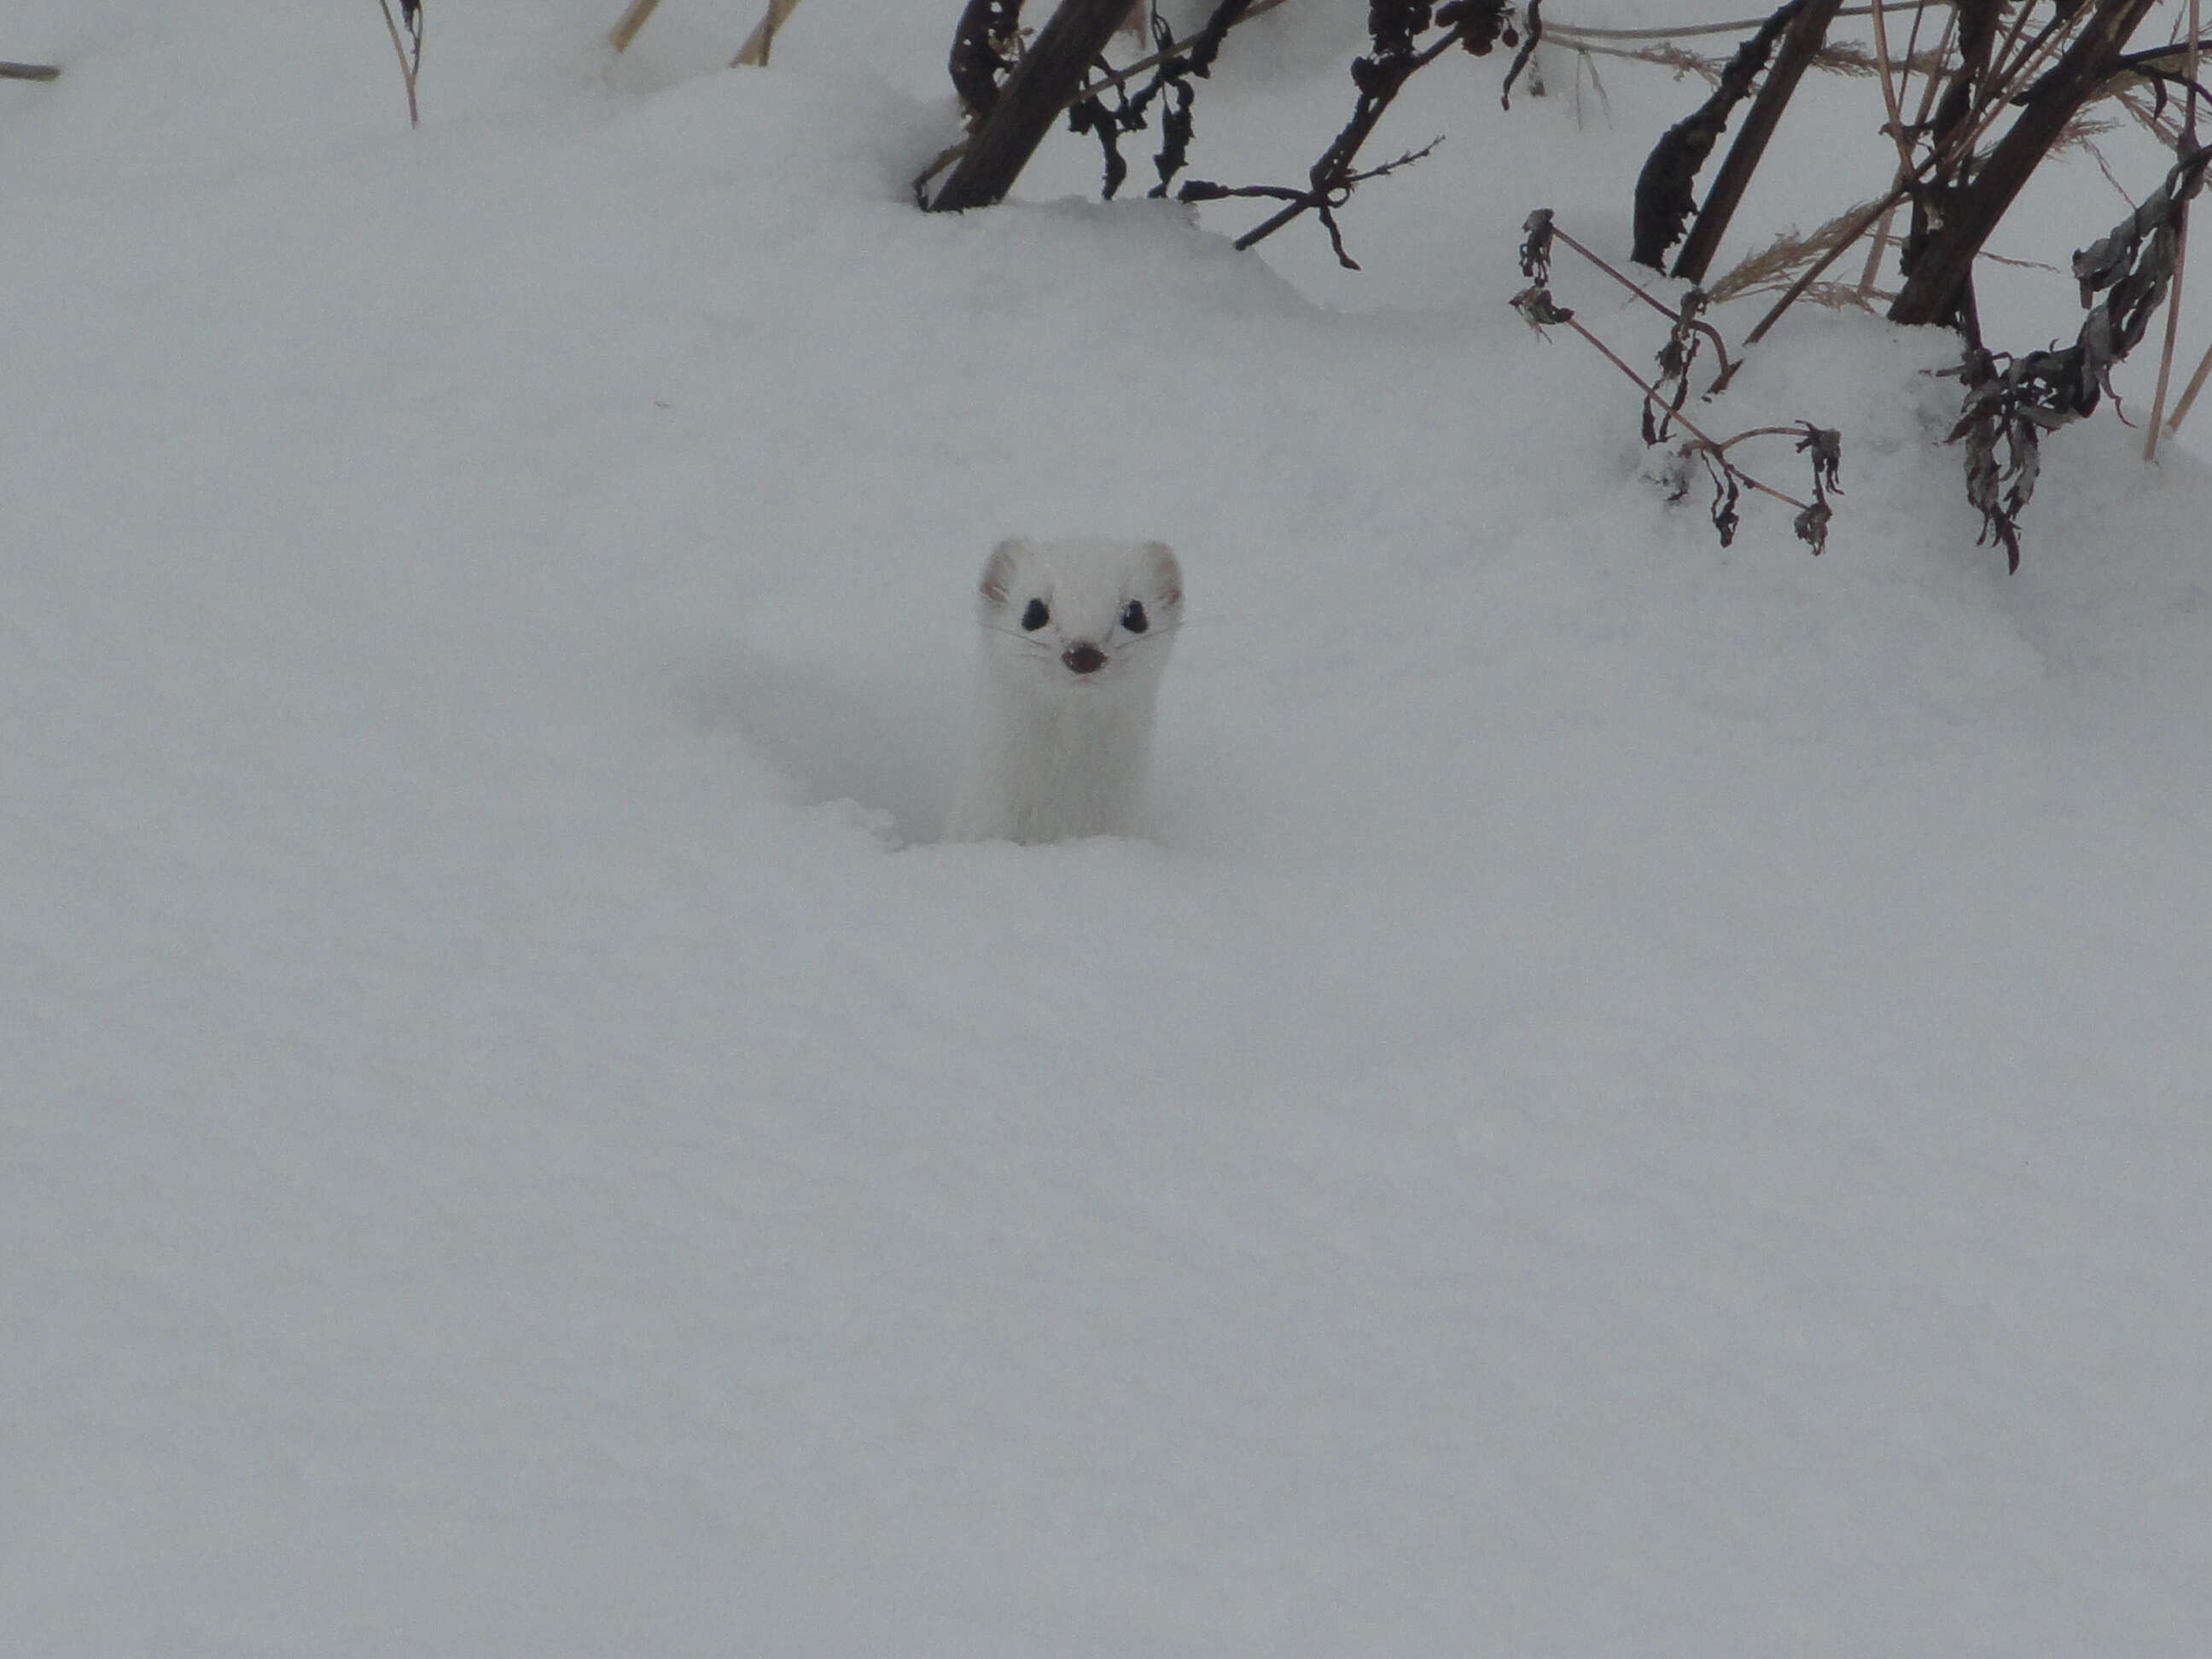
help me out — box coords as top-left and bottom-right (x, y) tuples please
(5, 3), (2209, 1653)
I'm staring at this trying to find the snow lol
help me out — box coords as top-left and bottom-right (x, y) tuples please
(5, 1), (2210, 1652)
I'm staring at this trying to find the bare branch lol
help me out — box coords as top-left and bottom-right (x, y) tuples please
(931, 0), (1141, 212)
(1670, 0), (1847, 283)
(1206, 3), (1507, 260)
(1517, 210), (1837, 553)
(2145, 0), (2204, 457)
(916, 0), (1296, 205)
(374, 0), (425, 130)
(1890, 0), (2165, 328)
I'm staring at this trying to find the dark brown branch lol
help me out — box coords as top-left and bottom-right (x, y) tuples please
(1214, 15), (1472, 256)
(1068, 0), (1257, 201)
(1670, 0), (1846, 282)
(914, 0), (1295, 204)
(0, 61), (61, 82)
(1889, 0), (2164, 325)
(1502, 0), (1545, 109)
(1545, 218), (1740, 391)
(2014, 37), (2212, 103)
(1890, 0), (2004, 334)
(1189, 141), (1442, 267)
(1631, 0), (1809, 270)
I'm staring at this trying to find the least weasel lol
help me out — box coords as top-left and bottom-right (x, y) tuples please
(944, 537), (1185, 844)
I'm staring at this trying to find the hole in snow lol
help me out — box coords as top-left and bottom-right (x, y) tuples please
(690, 647), (960, 844)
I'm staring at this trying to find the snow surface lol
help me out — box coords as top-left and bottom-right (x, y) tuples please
(5, 2), (2211, 1653)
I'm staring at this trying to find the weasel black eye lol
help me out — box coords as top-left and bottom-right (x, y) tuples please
(1121, 601), (1149, 635)
(1021, 599), (1050, 632)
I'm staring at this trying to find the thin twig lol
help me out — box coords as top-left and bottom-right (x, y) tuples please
(1857, 5), (1956, 294)
(2168, 337), (2212, 427)
(1548, 1), (1943, 43)
(0, 61), (62, 82)
(2148, 0), (2204, 453)
(374, 0), (423, 129)
(1887, 0), (2156, 329)
(1565, 40), (1720, 80)
(2145, 212), (2193, 451)
(1965, 3), (2098, 148)
(1548, 220), (1740, 389)
(1982, 0), (2045, 98)
(1856, 0), (1917, 296)
(1225, 21), (1470, 255)
(1746, 183), (1914, 342)
(1219, 140), (1444, 265)
(1087, 0), (1293, 96)
(1867, 0), (1912, 169)
(1899, 0), (1932, 75)
(1715, 423), (1819, 451)
(1555, 313), (1815, 511)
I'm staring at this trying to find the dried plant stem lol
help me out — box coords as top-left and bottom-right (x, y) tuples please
(1671, 0), (1846, 282)
(1855, 202), (1901, 293)
(1856, 0), (1913, 294)
(733, 0), (810, 67)
(1858, 6), (1953, 294)
(2144, 216), (2193, 452)
(2146, 0), (2204, 456)
(1083, 0), (1291, 96)
(912, 0), (1295, 202)
(1557, 315), (1815, 512)
(1548, 220), (1739, 387)
(608, 0), (665, 52)
(1984, 0), (2071, 99)
(1908, 7), (1957, 115)
(1228, 25), (1467, 254)
(1664, 0), (2093, 338)
(1550, 2), (1942, 44)
(1715, 423), (1826, 453)
(1867, 0), (1912, 167)
(0, 61), (62, 82)
(1891, 0), (2162, 326)
(1897, 0), (1933, 72)
(375, 0), (424, 130)
(930, 0), (1144, 212)
(1745, 183), (1913, 342)
(1563, 41), (1717, 79)
(1550, 224), (1691, 321)
(2168, 340), (2212, 428)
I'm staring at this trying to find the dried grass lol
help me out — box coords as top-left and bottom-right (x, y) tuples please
(1706, 197), (1892, 303)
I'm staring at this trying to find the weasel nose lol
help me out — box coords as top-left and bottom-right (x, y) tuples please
(1062, 643), (1106, 676)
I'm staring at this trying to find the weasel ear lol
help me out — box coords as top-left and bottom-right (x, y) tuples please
(980, 538), (1024, 608)
(1142, 540), (1183, 608)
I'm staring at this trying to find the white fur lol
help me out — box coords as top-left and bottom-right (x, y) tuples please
(944, 537), (1185, 844)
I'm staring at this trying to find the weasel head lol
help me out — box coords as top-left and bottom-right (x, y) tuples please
(976, 538), (1184, 699)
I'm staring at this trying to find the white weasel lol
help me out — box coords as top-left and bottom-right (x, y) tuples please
(944, 537), (1185, 844)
